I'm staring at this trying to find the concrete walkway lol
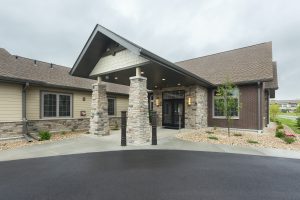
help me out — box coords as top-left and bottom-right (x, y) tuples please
(1, 128), (300, 161)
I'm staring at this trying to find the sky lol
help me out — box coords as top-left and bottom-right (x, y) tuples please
(0, 0), (299, 100)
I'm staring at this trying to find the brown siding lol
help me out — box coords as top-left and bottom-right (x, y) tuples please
(208, 84), (260, 130)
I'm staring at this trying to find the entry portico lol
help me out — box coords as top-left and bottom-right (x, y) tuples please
(70, 24), (212, 144)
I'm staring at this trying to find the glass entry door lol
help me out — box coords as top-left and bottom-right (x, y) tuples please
(162, 91), (185, 129)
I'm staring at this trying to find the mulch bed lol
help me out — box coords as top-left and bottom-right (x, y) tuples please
(0, 132), (84, 151)
(176, 125), (300, 151)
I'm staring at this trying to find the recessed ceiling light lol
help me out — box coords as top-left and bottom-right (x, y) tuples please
(162, 78), (166, 81)
(141, 71), (144, 74)
(114, 77), (118, 80)
(177, 83), (181, 86)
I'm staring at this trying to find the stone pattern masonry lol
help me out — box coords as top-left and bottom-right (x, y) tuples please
(89, 82), (109, 136)
(185, 85), (208, 129)
(126, 76), (151, 144)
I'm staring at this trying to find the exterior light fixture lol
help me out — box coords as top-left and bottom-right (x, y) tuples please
(114, 77), (118, 80)
(154, 85), (158, 88)
(141, 71), (144, 75)
(177, 83), (181, 86)
(155, 97), (160, 106)
(162, 78), (166, 81)
(187, 96), (192, 106)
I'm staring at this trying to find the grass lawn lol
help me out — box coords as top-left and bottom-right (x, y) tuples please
(279, 112), (300, 116)
(277, 117), (300, 134)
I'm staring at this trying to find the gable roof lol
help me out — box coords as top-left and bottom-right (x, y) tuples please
(70, 24), (213, 87)
(176, 42), (274, 85)
(0, 48), (129, 94)
(265, 62), (278, 90)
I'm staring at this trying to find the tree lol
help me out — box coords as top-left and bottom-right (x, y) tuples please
(215, 81), (240, 136)
(295, 104), (300, 114)
(270, 103), (279, 121)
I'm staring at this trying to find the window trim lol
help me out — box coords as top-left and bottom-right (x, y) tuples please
(107, 97), (116, 116)
(212, 89), (240, 119)
(41, 91), (73, 119)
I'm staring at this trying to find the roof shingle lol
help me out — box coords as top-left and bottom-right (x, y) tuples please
(0, 48), (129, 94)
(176, 42), (274, 85)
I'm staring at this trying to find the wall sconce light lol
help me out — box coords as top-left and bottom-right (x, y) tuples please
(187, 96), (192, 106)
(155, 97), (160, 106)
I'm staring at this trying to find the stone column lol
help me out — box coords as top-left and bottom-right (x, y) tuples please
(194, 85), (208, 129)
(126, 75), (151, 145)
(89, 81), (110, 136)
(185, 85), (208, 129)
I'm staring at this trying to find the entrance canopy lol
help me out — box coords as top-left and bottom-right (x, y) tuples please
(70, 24), (213, 90)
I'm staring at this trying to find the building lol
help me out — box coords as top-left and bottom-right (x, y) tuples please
(0, 48), (129, 139)
(271, 100), (300, 112)
(70, 24), (278, 144)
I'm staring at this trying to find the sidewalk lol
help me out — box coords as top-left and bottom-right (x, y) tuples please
(1, 128), (300, 161)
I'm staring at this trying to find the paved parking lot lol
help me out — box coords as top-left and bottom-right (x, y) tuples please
(1, 150), (300, 200)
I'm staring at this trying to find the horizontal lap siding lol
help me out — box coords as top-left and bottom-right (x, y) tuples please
(74, 91), (91, 118)
(115, 95), (129, 117)
(26, 86), (40, 120)
(0, 83), (22, 122)
(26, 86), (92, 120)
(208, 84), (259, 130)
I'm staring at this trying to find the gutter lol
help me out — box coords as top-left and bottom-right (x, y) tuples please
(22, 82), (33, 142)
(257, 82), (262, 132)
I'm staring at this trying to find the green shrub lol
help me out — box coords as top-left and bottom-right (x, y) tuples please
(233, 133), (242, 137)
(275, 119), (282, 125)
(208, 136), (218, 140)
(283, 137), (296, 144)
(276, 124), (284, 130)
(297, 117), (300, 128)
(275, 130), (285, 138)
(247, 139), (258, 144)
(39, 131), (51, 141)
(61, 131), (66, 135)
(206, 131), (214, 134)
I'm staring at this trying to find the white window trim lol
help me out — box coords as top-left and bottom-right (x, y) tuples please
(41, 92), (73, 119)
(212, 89), (240, 119)
(107, 97), (116, 116)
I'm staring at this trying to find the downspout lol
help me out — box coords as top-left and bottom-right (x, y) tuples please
(257, 82), (261, 132)
(22, 82), (32, 141)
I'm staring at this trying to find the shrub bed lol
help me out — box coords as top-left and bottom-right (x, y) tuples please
(39, 131), (51, 141)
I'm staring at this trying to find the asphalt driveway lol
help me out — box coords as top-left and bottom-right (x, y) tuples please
(1, 150), (300, 200)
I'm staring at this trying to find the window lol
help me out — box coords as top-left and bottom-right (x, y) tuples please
(108, 98), (115, 115)
(42, 92), (72, 118)
(213, 88), (239, 118)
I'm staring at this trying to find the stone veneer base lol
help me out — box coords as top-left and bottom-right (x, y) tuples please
(89, 82), (110, 136)
(126, 76), (151, 145)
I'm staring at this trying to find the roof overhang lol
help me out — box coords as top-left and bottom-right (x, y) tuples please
(70, 24), (214, 89)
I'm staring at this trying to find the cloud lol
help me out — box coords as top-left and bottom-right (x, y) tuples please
(0, 0), (299, 99)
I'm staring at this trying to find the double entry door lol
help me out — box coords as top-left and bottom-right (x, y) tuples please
(162, 90), (185, 129)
